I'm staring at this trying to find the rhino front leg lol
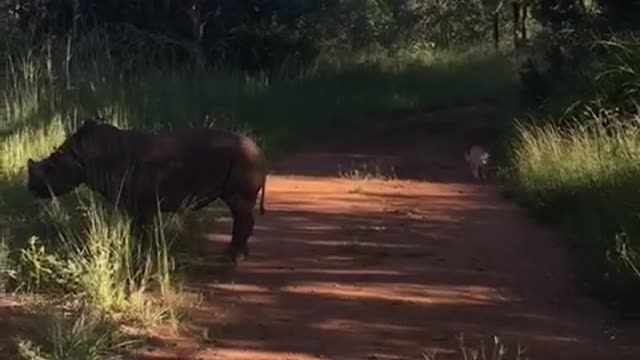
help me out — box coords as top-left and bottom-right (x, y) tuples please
(222, 194), (256, 262)
(130, 211), (154, 250)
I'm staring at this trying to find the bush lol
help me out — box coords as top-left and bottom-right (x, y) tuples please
(504, 33), (640, 311)
(12, 192), (187, 326)
(16, 307), (135, 360)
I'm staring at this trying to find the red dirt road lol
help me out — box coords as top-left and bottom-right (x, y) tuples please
(138, 106), (640, 359)
(186, 178), (638, 360)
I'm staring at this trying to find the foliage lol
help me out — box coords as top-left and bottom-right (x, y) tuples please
(423, 334), (528, 360)
(504, 33), (640, 311)
(11, 193), (188, 326)
(0, 0), (518, 71)
(16, 307), (135, 360)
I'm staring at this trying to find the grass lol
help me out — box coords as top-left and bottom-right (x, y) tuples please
(503, 33), (640, 312)
(0, 43), (517, 188)
(14, 192), (189, 323)
(338, 161), (398, 181)
(0, 116), (68, 179)
(6, 191), (192, 359)
(16, 306), (136, 360)
(506, 116), (640, 308)
(422, 334), (528, 360)
(0, 236), (11, 294)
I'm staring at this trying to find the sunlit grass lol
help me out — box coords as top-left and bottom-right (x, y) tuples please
(0, 116), (67, 180)
(507, 110), (640, 305)
(13, 193), (189, 327)
(16, 306), (136, 360)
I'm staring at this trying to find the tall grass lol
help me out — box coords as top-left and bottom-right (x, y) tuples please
(0, 116), (67, 179)
(14, 193), (188, 325)
(0, 42), (517, 171)
(505, 34), (640, 310)
(423, 334), (527, 360)
(16, 306), (136, 360)
(7, 191), (190, 359)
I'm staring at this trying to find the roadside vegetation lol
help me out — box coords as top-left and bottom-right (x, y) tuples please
(501, 5), (640, 312)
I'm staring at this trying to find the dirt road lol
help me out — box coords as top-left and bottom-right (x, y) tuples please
(137, 106), (640, 360)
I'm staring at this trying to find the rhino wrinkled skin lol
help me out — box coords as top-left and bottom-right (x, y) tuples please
(27, 119), (267, 262)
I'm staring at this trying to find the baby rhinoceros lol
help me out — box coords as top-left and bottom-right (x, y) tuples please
(26, 119), (267, 262)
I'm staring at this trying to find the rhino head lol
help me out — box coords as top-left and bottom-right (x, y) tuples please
(26, 120), (96, 198)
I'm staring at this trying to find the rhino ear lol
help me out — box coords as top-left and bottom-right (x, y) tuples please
(73, 118), (99, 135)
(27, 159), (42, 176)
(83, 119), (98, 127)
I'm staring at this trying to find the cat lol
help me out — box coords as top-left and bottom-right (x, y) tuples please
(464, 145), (490, 181)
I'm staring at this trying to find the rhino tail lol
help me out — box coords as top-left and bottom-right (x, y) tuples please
(259, 175), (266, 215)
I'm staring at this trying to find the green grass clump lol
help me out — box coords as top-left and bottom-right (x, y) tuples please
(16, 307), (135, 360)
(507, 111), (640, 309)
(2, 43), (517, 158)
(503, 32), (640, 311)
(0, 116), (67, 180)
(13, 193), (188, 327)
(423, 334), (527, 360)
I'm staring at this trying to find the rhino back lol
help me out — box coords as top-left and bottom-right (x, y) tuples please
(183, 128), (266, 196)
(124, 128), (262, 212)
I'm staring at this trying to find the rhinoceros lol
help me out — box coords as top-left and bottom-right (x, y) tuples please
(26, 119), (267, 262)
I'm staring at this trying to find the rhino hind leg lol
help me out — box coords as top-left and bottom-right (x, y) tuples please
(130, 212), (155, 252)
(478, 163), (488, 181)
(222, 194), (256, 262)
